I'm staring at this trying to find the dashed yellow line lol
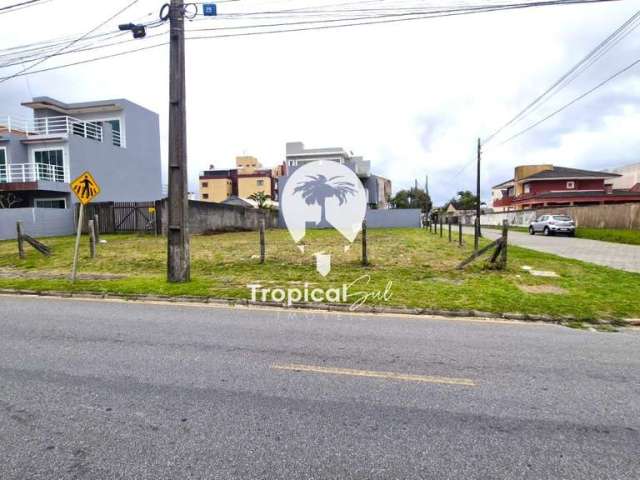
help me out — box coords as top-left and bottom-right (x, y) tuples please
(271, 363), (477, 386)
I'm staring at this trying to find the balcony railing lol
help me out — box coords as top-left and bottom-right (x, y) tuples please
(0, 115), (111, 144)
(0, 163), (67, 184)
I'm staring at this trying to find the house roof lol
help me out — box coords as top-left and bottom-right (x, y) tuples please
(492, 179), (514, 189)
(21, 96), (124, 115)
(521, 166), (621, 181)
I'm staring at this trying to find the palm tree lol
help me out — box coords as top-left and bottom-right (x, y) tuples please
(248, 191), (271, 209)
(293, 174), (358, 225)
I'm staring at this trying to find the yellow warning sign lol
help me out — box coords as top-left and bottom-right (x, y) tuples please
(71, 171), (100, 205)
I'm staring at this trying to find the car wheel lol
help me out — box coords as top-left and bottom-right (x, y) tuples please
(543, 227), (551, 236)
(529, 226), (535, 235)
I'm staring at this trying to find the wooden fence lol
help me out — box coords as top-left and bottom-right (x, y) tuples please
(77, 201), (160, 234)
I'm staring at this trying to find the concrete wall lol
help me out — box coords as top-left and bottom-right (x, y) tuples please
(159, 200), (279, 235)
(365, 208), (422, 228)
(476, 203), (640, 230)
(0, 207), (75, 240)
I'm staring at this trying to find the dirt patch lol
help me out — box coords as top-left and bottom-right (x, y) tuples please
(518, 284), (568, 295)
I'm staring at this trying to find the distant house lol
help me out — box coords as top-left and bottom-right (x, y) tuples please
(199, 155), (285, 203)
(491, 164), (640, 211)
(605, 162), (640, 191)
(283, 141), (392, 209)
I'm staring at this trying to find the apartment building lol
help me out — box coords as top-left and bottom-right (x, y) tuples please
(0, 96), (162, 209)
(199, 156), (285, 203)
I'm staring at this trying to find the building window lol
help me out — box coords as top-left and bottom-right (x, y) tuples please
(256, 179), (264, 187)
(523, 183), (531, 194)
(202, 193), (209, 199)
(0, 147), (6, 183)
(35, 198), (67, 209)
(566, 181), (575, 189)
(104, 120), (122, 147)
(202, 182), (208, 188)
(34, 149), (64, 182)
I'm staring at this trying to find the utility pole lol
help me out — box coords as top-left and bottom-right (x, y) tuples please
(167, 0), (190, 282)
(474, 137), (481, 251)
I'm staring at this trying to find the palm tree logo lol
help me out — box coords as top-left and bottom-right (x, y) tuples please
(293, 174), (358, 226)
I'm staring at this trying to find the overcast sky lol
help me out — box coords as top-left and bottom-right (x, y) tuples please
(2, 0), (640, 204)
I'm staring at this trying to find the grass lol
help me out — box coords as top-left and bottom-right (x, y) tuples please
(485, 224), (640, 245)
(0, 228), (639, 321)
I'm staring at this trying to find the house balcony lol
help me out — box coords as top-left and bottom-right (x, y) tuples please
(492, 196), (515, 208)
(0, 163), (69, 192)
(0, 115), (116, 144)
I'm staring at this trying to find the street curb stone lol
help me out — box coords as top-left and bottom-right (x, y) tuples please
(0, 288), (628, 326)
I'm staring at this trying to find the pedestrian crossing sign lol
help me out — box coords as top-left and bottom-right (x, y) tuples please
(71, 171), (100, 205)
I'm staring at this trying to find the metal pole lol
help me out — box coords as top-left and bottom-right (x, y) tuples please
(167, 0), (190, 282)
(71, 204), (84, 282)
(475, 137), (481, 251)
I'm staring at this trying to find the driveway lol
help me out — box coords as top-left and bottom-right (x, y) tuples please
(463, 227), (640, 273)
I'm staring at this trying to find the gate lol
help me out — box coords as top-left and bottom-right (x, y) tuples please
(78, 201), (160, 234)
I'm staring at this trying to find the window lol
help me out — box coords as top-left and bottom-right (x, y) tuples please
(35, 198), (67, 209)
(566, 181), (575, 189)
(0, 147), (6, 183)
(202, 182), (208, 188)
(34, 149), (64, 182)
(104, 120), (122, 147)
(202, 193), (209, 199)
(523, 183), (531, 194)
(256, 179), (264, 187)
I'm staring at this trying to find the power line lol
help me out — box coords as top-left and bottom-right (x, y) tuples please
(0, 0), (45, 13)
(482, 7), (640, 144)
(0, 0), (620, 82)
(0, 0), (141, 84)
(497, 55), (640, 146)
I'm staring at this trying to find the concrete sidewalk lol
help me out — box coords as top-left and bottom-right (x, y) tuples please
(463, 227), (640, 273)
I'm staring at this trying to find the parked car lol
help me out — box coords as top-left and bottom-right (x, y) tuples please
(529, 214), (576, 236)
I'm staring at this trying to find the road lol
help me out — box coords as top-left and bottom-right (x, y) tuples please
(463, 227), (640, 273)
(1, 295), (639, 479)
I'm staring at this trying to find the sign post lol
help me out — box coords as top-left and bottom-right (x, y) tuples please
(69, 171), (101, 282)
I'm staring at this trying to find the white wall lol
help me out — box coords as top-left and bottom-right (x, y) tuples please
(0, 208), (75, 240)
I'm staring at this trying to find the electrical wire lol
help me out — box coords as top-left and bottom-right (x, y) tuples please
(0, 0), (141, 84)
(482, 7), (640, 144)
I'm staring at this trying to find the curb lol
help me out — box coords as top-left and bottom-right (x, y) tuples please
(0, 288), (628, 326)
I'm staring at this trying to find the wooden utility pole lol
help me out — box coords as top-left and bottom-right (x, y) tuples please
(93, 214), (100, 243)
(167, 0), (190, 282)
(71, 204), (84, 282)
(474, 138), (482, 251)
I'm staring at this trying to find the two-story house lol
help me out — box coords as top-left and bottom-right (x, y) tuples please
(0, 96), (162, 210)
(491, 164), (640, 211)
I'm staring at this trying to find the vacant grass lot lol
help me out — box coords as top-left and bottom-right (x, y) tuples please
(1, 228), (639, 321)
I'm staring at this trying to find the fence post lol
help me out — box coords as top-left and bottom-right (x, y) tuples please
(458, 222), (463, 247)
(259, 218), (265, 264)
(16, 221), (25, 259)
(362, 219), (368, 266)
(448, 221), (452, 242)
(88, 219), (97, 258)
(93, 214), (100, 243)
(500, 219), (509, 268)
(440, 217), (443, 238)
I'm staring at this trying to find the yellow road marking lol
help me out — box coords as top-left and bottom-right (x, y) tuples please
(272, 363), (476, 386)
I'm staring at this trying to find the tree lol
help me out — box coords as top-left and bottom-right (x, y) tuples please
(391, 187), (432, 212)
(444, 190), (483, 211)
(248, 191), (272, 209)
(0, 192), (22, 209)
(293, 174), (358, 224)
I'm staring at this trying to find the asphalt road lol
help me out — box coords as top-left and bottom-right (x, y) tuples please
(1, 295), (639, 479)
(463, 227), (640, 273)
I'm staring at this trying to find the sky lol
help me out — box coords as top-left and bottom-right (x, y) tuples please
(1, 0), (640, 205)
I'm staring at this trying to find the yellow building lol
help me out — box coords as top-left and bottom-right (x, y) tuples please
(199, 156), (285, 204)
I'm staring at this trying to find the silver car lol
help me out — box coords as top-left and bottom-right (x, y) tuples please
(529, 214), (576, 236)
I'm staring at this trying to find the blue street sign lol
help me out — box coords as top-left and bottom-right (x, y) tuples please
(203, 4), (217, 16)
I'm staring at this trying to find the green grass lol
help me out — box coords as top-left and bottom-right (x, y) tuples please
(1, 228), (639, 321)
(485, 225), (640, 245)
